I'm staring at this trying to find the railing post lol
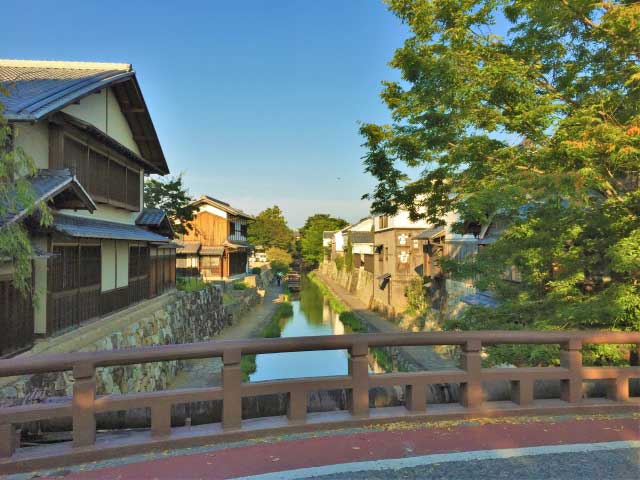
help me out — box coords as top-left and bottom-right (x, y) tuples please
(151, 402), (172, 438)
(511, 378), (534, 406)
(287, 386), (307, 423)
(405, 384), (426, 413)
(222, 349), (243, 430)
(349, 341), (369, 418)
(460, 339), (482, 408)
(72, 363), (96, 448)
(0, 422), (15, 458)
(607, 376), (629, 402)
(560, 338), (583, 403)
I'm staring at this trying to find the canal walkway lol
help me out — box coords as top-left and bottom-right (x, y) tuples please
(314, 271), (454, 371)
(169, 283), (284, 389)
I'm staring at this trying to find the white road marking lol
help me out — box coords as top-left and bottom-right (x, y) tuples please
(234, 440), (640, 480)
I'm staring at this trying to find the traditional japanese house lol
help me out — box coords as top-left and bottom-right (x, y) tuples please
(372, 210), (432, 316)
(346, 217), (374, 273)
(179, 196), (253, 280)
(0, 59), (176, 355)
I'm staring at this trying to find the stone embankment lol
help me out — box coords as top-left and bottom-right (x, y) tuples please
(0, 277), (265, 405)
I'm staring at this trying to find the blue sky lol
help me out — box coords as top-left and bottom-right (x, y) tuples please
(1, 0), (409, 227)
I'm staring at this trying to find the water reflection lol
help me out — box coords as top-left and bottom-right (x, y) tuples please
(249, 279), (349, 382)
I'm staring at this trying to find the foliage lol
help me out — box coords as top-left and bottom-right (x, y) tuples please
(334, 256), (345, 271)
(247, 206), (294, 251)
(267, 247), (292, 274)
(344, 238), (354, 272)
(176, 276), (207, 292)
(0, 94), (51, 295)
(404, 277), (429, 316)
(232, 280), (249, 290)
(361, 0), (640, 365)
(307, 272), (347, 313)
(240, 355), (257, 381)
(339, 311), (366, 333)
(251, 267), (262, 275)
(299, 214), (348, 267)
(144, 174), (196, 235)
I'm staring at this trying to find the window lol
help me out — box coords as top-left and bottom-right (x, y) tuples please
(63, 136), (141, 210)
(229, 222), (236, 236)
(378, 215), (389, 229)
(79, 245), (101, 287)
(241, 224), (248, 238)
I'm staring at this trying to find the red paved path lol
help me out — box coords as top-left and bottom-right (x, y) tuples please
(43, 416), (639, 480)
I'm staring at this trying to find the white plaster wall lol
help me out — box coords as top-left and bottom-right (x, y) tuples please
(349, 218), (373, 232)
(101, 240), (116, 292)
(352, 244), (374, 255)
(59, 201), (139, 225)
(116, 240), (129, 288)
(13, 122), (49, 170)
(199, 204), (228, 219)
(334, 231), (346, 252)
(62, 88), (141, 155)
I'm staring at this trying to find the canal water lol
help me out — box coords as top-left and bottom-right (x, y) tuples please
(249, 278), (352, 382)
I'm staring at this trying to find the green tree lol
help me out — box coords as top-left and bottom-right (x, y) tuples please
(0, 94), (51, 294)
(144, 174), (196, 235)
(299, 214), (348, 267)
(247, 206), (294, 251)
(361, 1), (640, 365)
(267, 247), (293, 274)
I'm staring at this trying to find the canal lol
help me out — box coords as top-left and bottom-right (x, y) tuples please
(249, 277), (352, 381)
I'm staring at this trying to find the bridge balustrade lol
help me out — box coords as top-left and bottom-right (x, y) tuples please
(0, 330), (638, 472)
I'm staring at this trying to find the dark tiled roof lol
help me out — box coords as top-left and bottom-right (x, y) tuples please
(415, 226), (446, 240)
(1, 169), (95, 228)
(461, 292), (499, 308)
(0, 59), (169, 175)
(136, 208), (167, 227)
(224, 239), (252, 249)
(323, 231), (336, 239)
(0, 60), (132, 120)
(176, 241), (201, 254)
(52, 214), (170, 242)
(349, 231), (374, 244)
(191, 196), (254, 220)
(200, 246), (225, 256)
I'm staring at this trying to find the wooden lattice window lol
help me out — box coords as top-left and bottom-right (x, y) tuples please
(50, 245), (79, 292)
(109, 161), (127, 204)
(126, 169), (140, 209)
(90, 149), (109, 199)
(79, 245), (101, 287)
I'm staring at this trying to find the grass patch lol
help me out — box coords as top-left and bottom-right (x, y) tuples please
(241, 355), (257, 381)
(307, 272), (347, 314)
(339, 311), (365, 333)
(222, 293), (234, 305)
(176, 277), (207, 292)
(232, 281), (249, 290)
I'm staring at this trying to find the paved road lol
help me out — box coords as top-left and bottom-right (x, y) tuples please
(302, 447), (640, 480)
(24, 413), (639, 480)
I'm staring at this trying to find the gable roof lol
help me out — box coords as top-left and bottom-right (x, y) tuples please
(0, 59), (169, 174)
(0, 169), (96, 228)
(136, 207), (175, 238)
(191, 196), (254, 220)
(349, 231), (374, 244)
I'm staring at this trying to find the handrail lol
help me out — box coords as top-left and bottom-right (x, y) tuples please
(0, 331), (638, 377)
(0, 330), (638, 469)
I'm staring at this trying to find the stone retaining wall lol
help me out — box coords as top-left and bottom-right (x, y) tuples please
(319, 262), (374, 308)
(0, 284), (261, 405)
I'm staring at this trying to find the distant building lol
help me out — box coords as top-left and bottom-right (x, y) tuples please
(345, 217), (374, 273)
(0, 59), (176, 356)
(372, 210), (433, 316)
(177, 196), (253, 280)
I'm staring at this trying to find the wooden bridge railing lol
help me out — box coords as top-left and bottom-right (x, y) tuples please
(0, 330), (638, 463)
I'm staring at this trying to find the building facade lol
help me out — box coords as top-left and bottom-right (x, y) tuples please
(177, 196), (253, 280)
(0, 59), (176, 356)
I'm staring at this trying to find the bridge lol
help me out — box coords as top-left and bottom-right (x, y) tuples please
(0, 330), (638, 477)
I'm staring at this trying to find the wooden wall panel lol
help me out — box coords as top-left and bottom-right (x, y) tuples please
(183, 211), (229, 246)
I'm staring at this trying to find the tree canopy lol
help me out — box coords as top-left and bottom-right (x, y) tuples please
(144, 175), (196, 235)
(0, 94), (51, 294)
(299, 214), (348, 266)
(361, 0), (640, 365)
(247, 206), (294, 251)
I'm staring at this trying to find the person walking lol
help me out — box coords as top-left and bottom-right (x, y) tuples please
(276, 271), (282, 287)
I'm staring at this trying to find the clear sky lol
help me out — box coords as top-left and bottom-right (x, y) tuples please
(1, 0), (409, 228)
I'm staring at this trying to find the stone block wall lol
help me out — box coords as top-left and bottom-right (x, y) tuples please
(0, 284), (260, 405)
(319, 263), (374, 308)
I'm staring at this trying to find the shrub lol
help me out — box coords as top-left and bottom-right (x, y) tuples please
(334, 256), (345, 271)
(339, 311), (365, 333)
(176, 276), (207, 292)
(232, 281), (248, 290)
(404, 277), (429, 315)
(251, 267), (262, 275)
